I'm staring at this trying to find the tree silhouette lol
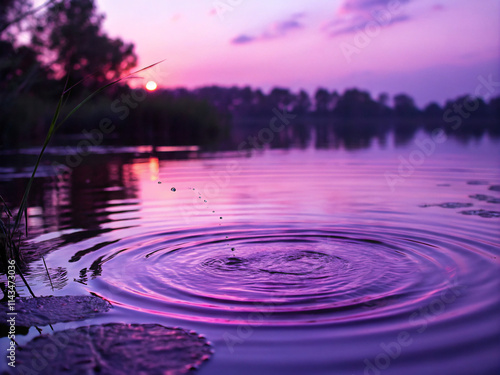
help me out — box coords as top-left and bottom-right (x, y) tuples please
(314, 88), (331, 114)
(393, 93), (419, 118)
(423, 102), (442, 117)
(0, 0), (34, 39)
(334, 88), (380, 118)
(32, 0), (137, 90)
(293, 90), (311, 115)
(269, 87), (293, 110)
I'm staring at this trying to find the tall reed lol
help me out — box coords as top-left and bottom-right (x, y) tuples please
(0, 61), (163, 296)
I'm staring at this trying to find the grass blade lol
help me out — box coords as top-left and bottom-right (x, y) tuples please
(10, 60), (164, 238)
(4, 60), (163, 298)
(42, 256), (54, 291)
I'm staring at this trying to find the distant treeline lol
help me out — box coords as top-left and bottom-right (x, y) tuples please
(166, 85), (500, 149)
(2, 83), (499, 150)
(0, 86), (232, 149)
(188, 85), (500, 121)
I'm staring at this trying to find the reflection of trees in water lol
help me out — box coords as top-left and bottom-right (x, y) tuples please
(0, 153), (144, 284)
(0, 154), (141, 236)
(234, 118), (392, 150)
(68, 155), (140, 231)
(30, 264), (68, 290)
(200, 86), (499, 151)
(291, 122), (311, 149)
(393, 119), (420, 147)
(314, 121), (331, 149)
(331, 119), (391, 150)
(233, 116), (498, 151)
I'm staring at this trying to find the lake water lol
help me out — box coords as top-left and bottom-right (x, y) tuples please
(1, 130), (499, 374)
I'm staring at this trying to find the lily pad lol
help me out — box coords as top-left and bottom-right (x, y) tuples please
(469, 194), (500, 204)
(14, 323), (212, 375)
(0, 295), (111, 328)
(437, 202), (473, 208)
(466, 180), (489, 185)
(419, 202), (473, 209)
(460, 209), (500, 218)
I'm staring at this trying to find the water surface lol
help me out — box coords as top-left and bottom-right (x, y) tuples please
(1, 131), (499, 374)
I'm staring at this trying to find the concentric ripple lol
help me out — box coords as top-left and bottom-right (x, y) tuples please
(86, 225), (487, 325)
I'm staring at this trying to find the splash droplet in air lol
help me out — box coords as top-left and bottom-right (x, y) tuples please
(171, 187), (176, 192)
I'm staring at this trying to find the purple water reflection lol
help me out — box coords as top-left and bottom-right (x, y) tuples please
(1, 132), (499, 374)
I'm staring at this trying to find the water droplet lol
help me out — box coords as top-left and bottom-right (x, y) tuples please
(212, 211), (215, 213)
(231, 248), (235, 251)
(204, 200), (207, 203)
(220, 217), (223, 220)
(158, 181), (162, 184)
(171, 187), (176, 192)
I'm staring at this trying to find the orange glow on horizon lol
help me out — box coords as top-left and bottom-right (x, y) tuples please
(146, 81), (158, 91)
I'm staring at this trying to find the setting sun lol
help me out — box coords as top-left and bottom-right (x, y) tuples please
(146, 81), (157, 91)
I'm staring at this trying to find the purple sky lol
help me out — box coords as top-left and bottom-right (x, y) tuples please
(97, 0), (500, 107)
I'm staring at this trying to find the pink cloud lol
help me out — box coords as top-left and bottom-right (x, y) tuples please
(231, 13), (305, 45)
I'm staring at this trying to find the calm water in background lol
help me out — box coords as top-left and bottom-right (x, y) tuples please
(1, 130), (499, 374)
